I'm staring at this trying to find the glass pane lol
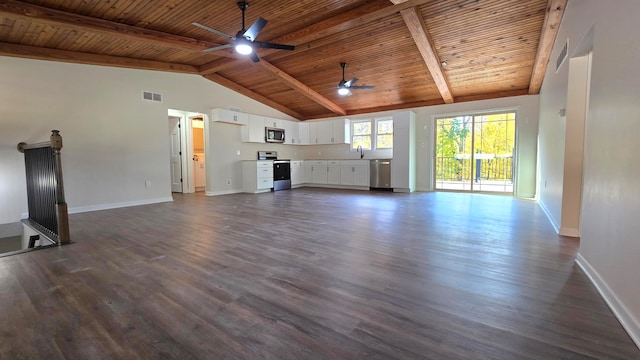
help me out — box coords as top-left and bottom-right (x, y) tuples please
(353, 135), (371, 150)
(472, 113), (515, 193)
(435, 116), (473, 191)
(377, 119), (393, 135)
(376, 134), (393, 149)
(353, 122), (371, 135)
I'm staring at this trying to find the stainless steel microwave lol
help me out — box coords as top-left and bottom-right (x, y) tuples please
(265, 127), (285, 143)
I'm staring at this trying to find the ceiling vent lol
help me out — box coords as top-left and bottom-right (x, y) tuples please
(556, 40), (568, 72)
(142, 91), (162, 102)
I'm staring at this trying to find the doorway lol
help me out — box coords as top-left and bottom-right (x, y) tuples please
(434, 112), (516, 193)
(169, 116), (183, 193)
(168, 109), (207, 194)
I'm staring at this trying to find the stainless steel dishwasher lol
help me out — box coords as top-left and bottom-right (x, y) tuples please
(370, 159), (392, 189)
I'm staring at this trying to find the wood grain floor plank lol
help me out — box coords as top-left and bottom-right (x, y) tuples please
(0, 189), (638, 359)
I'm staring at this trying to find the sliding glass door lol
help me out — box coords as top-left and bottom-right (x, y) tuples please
(435, 112), (515, 193)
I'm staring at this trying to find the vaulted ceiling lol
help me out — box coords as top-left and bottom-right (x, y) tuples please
(0, 0), (567, 120)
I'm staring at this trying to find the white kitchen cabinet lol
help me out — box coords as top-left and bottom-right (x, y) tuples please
(332, 119), (351, 144)
(307, 122), (319, 144)
(291, 160), (304, 187)
(211, 108), (248, 125)
(327, 160), (341, 185)
(303, 160), (313, 183)
(242, 160), (273, 193)
(282, 120), (300, 145)
(340, 160), (369, 187)
(391, 111), (416, 192)
(310, 160), (328, 184)
(264, 117), (284, 129)
(298, 122), (309, 145)
(316, 121), (334, 144)
(241, 114), (265, 143)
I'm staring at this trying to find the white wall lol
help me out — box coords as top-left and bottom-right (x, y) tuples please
(538, 0), (640, 347)
(0, 56), (293, 225)
(313, 95), (539, 197)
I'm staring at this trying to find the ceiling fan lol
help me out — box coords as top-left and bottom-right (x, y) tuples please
(337, 62), (375, 96)
(192, 1), (295, 62)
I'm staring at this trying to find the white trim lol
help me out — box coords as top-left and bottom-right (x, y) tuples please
(206, 189), (243, 196)
(559, 226), (580, 237)
(576, 254), (640, 350)
(538, 200), (560, 234)
(69, 197), (173, 214)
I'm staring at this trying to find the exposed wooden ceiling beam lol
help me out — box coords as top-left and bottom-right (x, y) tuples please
(203, 74), (304, 120)
(256, 61), (346, 116)
(199, 0), (432, 75)
(0, 41), (198, 73)
(390, 0), (454, 104)
(529, 0), (568, 94)
(0, 0), (228, 53)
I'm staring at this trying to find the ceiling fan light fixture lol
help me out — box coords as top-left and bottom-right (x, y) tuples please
(235, 42), (253, 55)
(337, 87), (350, 96)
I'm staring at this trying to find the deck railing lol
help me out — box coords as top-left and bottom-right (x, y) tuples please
(436, 155), (513, 183)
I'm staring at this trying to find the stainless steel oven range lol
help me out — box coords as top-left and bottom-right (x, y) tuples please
(257, 151), (291, 191)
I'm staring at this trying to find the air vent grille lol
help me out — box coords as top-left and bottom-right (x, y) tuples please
(142, 91), (163, 102)
(556, 40), (568, 71)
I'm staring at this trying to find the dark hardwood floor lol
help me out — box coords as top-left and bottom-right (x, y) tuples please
(0, 189), (638, 359)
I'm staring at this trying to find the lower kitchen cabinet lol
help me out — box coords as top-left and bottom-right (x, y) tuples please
(242, 160), (273, 193)
(340, 160), (370, 187)
(291, 160), (304, 187)
(327, 161), (341, 185)
(310, 160), (328, 184)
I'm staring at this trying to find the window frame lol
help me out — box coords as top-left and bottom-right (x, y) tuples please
(351, 117), (393, 151)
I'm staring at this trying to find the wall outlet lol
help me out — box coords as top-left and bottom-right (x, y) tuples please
(145, 180), (151, 188)
(226, 179), (231, 185)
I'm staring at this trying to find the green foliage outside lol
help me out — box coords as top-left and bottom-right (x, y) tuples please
(436, 113), (515, 182)
(352, 121), (372, 150)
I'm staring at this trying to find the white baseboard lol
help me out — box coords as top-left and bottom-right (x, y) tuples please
(559, 226), (580, 237)
(206, 189), (243, 196)
(416, 187), (433, 192)
(576, 254), (640, 350)
(538, 200), (560, 234)
(68, 197), (173, 214)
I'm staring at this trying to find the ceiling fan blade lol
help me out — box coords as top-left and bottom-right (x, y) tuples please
(345, 78), (357, 88)
(202, 44), (234, 53)
(254, 41), (295, 51)
(192, 22), (236, 41)
(243, 17), (267, 42)
(248, 51), (260, 63)
(350, 85), (376, 89)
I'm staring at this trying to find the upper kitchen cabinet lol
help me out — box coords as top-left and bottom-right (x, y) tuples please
(282, 120), (300, 145)
(332, 119), (350, 144)
(211, 108), (248, 125)
(264, 117), (284, 129)
(298, 122), (310, 145)
(241, 114), (265, 143)
(305, 119), (350, 145)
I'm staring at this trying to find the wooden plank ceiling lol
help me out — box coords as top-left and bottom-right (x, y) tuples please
(0, 0), (567, 120)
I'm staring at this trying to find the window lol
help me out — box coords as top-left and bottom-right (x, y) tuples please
(352, 120), (372, 150)
(351, 118), (393, 151)
(376, 119), (393, 149)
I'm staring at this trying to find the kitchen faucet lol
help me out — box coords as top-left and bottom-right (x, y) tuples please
(357, 145), (364, 159)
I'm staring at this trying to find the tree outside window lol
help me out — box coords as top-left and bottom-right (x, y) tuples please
(352, 121), (372, 150)
(376, 119), (393, 149)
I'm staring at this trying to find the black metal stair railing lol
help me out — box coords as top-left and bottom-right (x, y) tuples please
(17, 130), (70, 246)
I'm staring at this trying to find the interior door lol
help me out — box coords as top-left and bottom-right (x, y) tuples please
(169, 117), (183, 193)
